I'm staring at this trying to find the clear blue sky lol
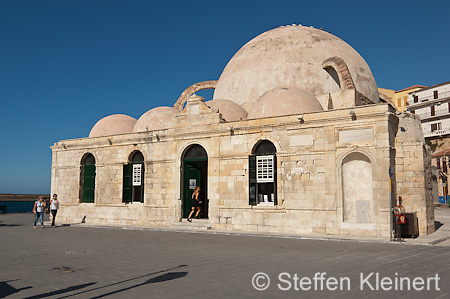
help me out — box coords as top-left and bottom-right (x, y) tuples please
(1, 0), (449, 194)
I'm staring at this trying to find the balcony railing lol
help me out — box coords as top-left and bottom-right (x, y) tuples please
(408, 90), (450, 109)
(424, 129), (450, 138)
(416, 107), (450, 120)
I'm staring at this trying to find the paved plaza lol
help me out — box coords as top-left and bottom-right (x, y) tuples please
(2, 209), (450, 298)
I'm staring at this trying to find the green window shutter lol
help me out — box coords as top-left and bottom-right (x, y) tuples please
(123, 164), (132, 203)
(273, 154), (277, 205)
(83, 164), (95, 203)
(249, 155), (257, 206)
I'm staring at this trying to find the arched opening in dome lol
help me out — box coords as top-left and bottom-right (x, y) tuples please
(80, 153), (96, 203)
(324, 66), (341, 89)
(181, 144), (208, 219)
(123, 151), (145, 204)
(249, 140), (277, 206)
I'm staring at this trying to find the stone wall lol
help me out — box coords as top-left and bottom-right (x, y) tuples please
(51, 101), (433, 238)
(394, 112), (435, 235)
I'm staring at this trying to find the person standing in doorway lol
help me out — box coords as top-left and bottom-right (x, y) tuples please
(50, 194), (60, 228)
(187, 186), (202, 222)
(33, 196), (46, 229)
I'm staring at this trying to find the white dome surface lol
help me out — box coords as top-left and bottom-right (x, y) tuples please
(205, 99), (248, 121)
(213, 25), (379, 111)
(133, 106), (179, 132)
(89, 114), (137, 138)
(248, 87), (323, 119)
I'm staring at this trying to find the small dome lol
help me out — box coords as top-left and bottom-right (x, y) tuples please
(248, 87), (323, 119)
(133, 106), (179, 132)
(205, 99), (248, 121)
(89, 114), (137, 137)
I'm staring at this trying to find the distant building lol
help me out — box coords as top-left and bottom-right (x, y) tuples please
(379, 85), (427, 112)
(407, 81), (450, 202)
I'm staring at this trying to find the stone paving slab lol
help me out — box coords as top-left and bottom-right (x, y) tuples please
(1, 211), (450, 298)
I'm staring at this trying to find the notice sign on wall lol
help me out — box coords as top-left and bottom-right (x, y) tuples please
(189, 179), (196, 190)
(133, 164), (142, 186)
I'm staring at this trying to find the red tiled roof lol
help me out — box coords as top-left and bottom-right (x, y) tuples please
(432, 147), (450, 158)
(395, 85), (427, 93)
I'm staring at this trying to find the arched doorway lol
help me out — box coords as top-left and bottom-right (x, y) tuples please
(80, 153), (95, 203)
(182, 144), (208, 219)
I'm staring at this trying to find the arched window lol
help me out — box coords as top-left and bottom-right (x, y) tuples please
(80, 153), (95, 203)
(123, 151), (145, 203)
(249, 140), (277, 206)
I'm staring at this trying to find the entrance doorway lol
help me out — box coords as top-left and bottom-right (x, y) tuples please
(182, 145), (208, 219)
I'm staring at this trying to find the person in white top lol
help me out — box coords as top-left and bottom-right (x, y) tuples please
(50, 194), (60, 228)
(33, 196), (46, 229)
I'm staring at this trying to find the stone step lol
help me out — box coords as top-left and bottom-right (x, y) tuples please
(170, 219), (212, 230)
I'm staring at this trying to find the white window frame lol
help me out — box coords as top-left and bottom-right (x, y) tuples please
(132, 164), (142, 186)
(257, 155), (274, 183)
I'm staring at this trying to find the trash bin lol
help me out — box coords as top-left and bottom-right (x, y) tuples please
(400, 212), (419, 238)
(439, 196), (446, 203)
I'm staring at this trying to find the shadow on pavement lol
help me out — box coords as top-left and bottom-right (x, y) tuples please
(435, 221), (444, 230)
(0, 223), (22, 227)
(0, 281), (32, 297)
(57, 264), (188, 299)
(22, 282), (97, 299)
(90, 272), (188, 298)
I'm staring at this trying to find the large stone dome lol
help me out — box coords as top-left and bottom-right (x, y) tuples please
(89, 114), (137, 138)
(133, 106), (179, 132)
(205, 99), (248, 121)
(213, 25), (379, 111)
(248, 87), (323, 119)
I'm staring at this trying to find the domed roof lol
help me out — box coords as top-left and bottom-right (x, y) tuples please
(205, 99), (248, 121)
(133, 106), (179, 132)
(89, 114), (137, 138)
(213, 25), (379, 111)
(248, 87), (323, 119)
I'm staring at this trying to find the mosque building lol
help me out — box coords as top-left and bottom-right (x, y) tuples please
(51, 25), (435, 238)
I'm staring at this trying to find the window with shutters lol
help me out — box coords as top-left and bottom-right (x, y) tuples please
(257, 155), (274, 183)
(431, 123), (438, 132)
(434, 90), (439, 99)
(123, 151), (144, 203)
(431, 105), (436, 116)
(80, 153), (96, 203)
(249, 140), (277, 206)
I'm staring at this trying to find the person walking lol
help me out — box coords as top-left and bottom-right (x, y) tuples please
(50, 194), (60, 228)
(187, 186), (202, 222)
(33, 196), (46, 229)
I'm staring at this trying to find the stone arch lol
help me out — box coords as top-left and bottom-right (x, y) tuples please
(247, 136), (281, 156)
(322, 57), (355, 90)
(81, 152), (96, 165)
(128, 150), (145, 163)
(251, 139), (277, 155)
(173, 80), (217, 111)
(341, 151), (374, 223)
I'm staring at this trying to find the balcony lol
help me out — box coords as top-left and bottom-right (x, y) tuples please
(424, 129), (450, 138)
(416, 107), (450, 121)
(408, 90), (450, 110)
